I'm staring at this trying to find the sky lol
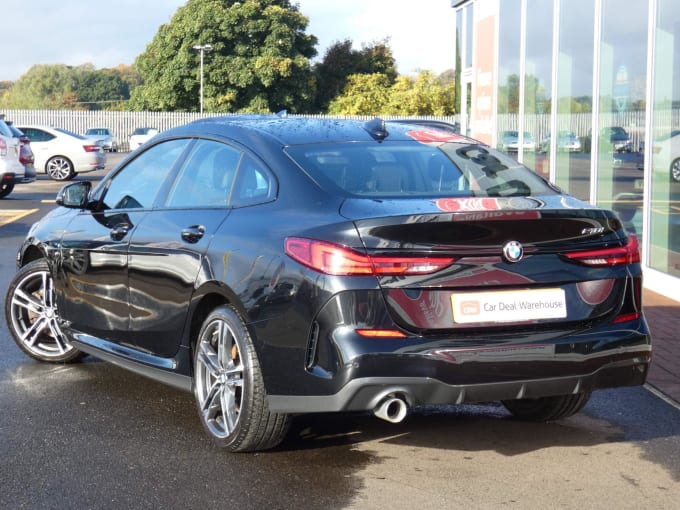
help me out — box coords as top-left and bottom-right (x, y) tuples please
(1, 1), (457, 82)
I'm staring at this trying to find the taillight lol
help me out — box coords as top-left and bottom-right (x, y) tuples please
(564, 235), (640, 266)
(285, 237), (455, 276)
(83, 145), (100, 152)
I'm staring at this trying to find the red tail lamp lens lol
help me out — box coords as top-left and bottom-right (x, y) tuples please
(564, 235), (640, 266)
(285, 237), (455, 276)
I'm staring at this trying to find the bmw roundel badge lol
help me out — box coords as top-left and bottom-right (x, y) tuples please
(502, 241), (523, 263)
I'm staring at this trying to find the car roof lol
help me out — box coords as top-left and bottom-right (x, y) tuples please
(169, 116), (478, 146)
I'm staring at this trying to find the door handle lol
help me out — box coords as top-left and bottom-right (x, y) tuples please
(110, 223), (130, 241)
(181, 225), (206, 244)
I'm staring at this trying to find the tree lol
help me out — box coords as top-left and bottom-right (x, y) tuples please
(129, 0), (318, 113)
(0, 64), (77, 109)
(0, 81), (11, 102)
(313, 38), (397, 112)
(384, 70), (456, 115)
(327, 70), (456, 116)
(73, 66), (130, 109)
(327, 73), (392, 115)
(0, 64), (135, 110)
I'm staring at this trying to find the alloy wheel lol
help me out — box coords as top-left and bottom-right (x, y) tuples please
(46, 156), (74, 181)
(6, 261), (81, 361)
(194, 317), (244, 439)
(671, 158), (680, 182)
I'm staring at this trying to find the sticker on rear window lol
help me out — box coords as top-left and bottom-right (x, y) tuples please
(406, 129), (472, 144)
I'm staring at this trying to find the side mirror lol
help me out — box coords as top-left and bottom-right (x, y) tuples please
(56, 181), (92, 209)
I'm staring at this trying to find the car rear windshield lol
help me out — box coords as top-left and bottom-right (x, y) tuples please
(286, 141), (557, 198)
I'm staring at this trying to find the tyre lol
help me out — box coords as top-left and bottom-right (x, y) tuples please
(502, 392), (591, 422)
(46, 156), (75, 181)
(0, 181), (14, 198)
(193, 305), (290, 452)
(5, 259), (84, 363)
(671, 158), (680, 182)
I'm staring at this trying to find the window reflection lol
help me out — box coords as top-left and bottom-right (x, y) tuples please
(596, 0), (648, 245)
(553, 0), (594, 201)
(650, 0), (680, 276)
(497, 0), (521, 154)
(522, 0), (553, 176)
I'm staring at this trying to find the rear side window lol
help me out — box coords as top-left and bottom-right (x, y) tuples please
(286, 141), (556, 198)
(166, 139), (241, 208)
(19, 128), (55, 142)
(231, 155), (274, 207)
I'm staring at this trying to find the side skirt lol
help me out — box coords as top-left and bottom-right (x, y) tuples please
(69, 333), (193, 392)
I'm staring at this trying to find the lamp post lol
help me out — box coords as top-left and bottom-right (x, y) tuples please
(192, 43), (213, 113)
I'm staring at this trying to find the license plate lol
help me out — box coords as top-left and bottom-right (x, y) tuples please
(451, 288), (567, 324)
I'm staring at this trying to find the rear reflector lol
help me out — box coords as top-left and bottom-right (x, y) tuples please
(285, 237), (455, 276)
(355, 329), (407, 338)
(564, 235), (640, 266)
(612, 312), (641, 324)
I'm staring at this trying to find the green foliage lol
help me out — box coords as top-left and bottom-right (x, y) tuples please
(0, 64), (136, 110)
(129, 0), (318, 113)
(313, 38), (397, 112)
(327, 73), (392, 115)
(328, 70), (456, 116)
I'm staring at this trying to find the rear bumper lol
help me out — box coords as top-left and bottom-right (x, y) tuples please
(268, 348), (650, 413)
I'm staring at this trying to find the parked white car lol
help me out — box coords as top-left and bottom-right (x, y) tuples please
(652, 131), (680, 182)
(128, 127), (159, 151)
(18, 125), (106, 181)
(0, 117), (26, 198)
(84, 127), (118, 152)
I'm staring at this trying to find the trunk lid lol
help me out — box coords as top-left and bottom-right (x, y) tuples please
(342, 196), (634, 331)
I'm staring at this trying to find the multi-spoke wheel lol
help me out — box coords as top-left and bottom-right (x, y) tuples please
(5, 259), (84, 363)
(671, 158), (680, 182)
(193, 305), (290, 452)
(46, 156), (75, 181)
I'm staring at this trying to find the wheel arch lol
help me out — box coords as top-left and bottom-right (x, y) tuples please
(186, 282), (250, 350)
(20, 244), (47, 266)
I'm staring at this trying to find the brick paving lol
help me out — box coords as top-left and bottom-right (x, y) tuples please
(643, 289), (680, 405)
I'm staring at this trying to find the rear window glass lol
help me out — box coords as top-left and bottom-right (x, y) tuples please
(286, 141), (556, 198)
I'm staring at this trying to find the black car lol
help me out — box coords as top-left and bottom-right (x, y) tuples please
(5, 116), (651, 452)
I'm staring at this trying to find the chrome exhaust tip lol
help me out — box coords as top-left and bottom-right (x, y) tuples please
(374, 396), (408, 423)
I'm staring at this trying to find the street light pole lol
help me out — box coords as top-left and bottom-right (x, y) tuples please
(192, 43), (213, 113)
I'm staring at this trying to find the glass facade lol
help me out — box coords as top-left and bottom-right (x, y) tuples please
(650, 0), (680, 278)
(455, 0), (680, 298)
(522, 0), (553, 174)
(596, 0), (648, 240)
(496, 0), (521, 154)
(554, 0), (594, 201)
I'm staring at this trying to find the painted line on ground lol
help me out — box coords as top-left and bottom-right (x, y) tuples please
(645, 383), (680, 411)
(0, 208), (39, 227)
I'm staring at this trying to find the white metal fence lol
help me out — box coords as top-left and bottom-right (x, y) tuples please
(4, 108), (678, 152)
(1, 110), (461, 151)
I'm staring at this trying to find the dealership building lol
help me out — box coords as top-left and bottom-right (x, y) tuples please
(452, 0), (680, 300)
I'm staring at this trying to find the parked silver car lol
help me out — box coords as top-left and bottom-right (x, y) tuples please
(85, 127), (118, 152)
